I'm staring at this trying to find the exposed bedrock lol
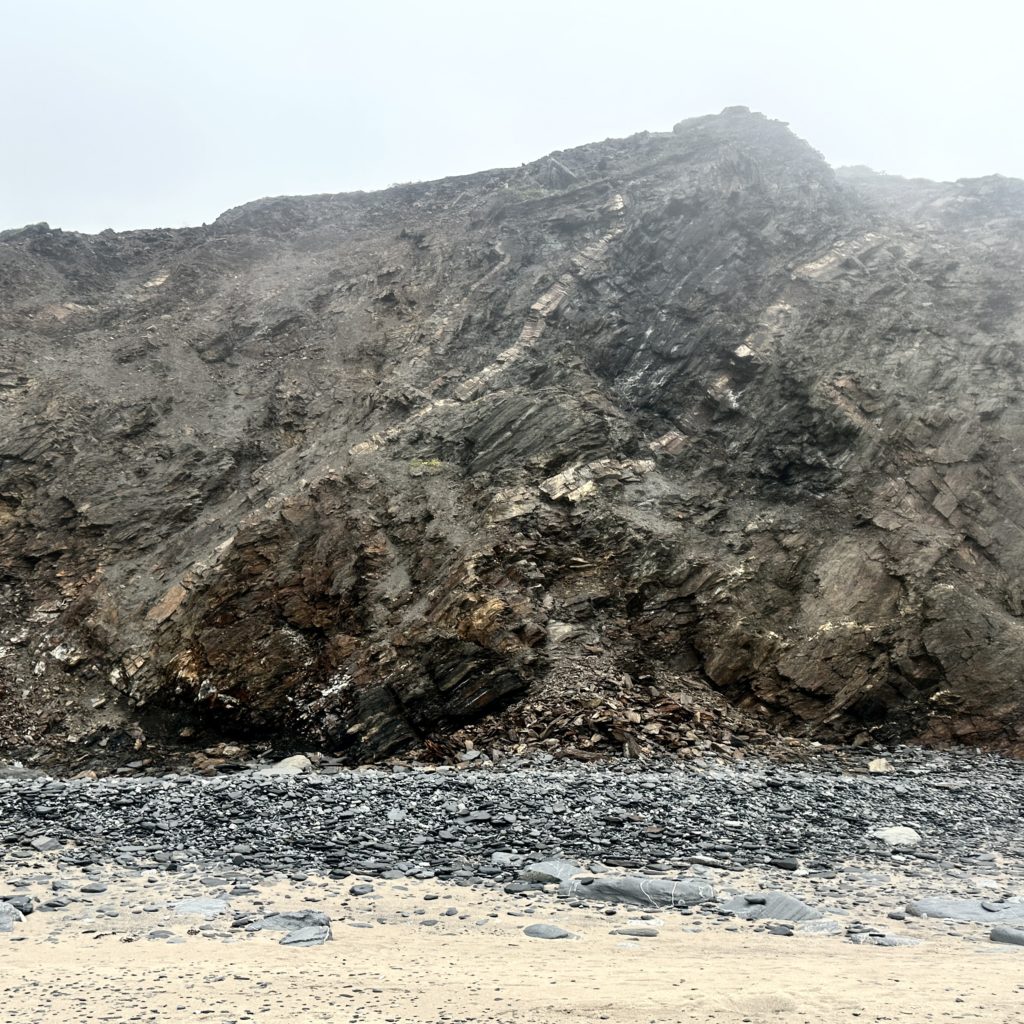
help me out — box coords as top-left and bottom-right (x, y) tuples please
(2, 107), (1024, 762)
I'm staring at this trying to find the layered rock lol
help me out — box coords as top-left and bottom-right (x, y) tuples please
(2, 107), (1024, 763)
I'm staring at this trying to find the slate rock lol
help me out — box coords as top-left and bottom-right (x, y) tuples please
(519, 859), (581, 884)
(279, 925), (331, 947)
(30, 836), (60, 852)
(258, 755), (312, 776)
(2, 895), (34, 915)
(561, 876), (714, 909)
(172, 897), (229, 918)
(869, 826), (922, 847)
(8, 113), (1024, 762)
(719, 891), (823, 922)
(990, 926), (1024, 947)
(611, 926), (659, 937)
(847, 932), (920, 947)
(0, 902), (24, 932)
(906, 897), (1024, 924)
(523, 923), (573, 939)
(260, 910), (331, 932)
(796, 919), (843, 936)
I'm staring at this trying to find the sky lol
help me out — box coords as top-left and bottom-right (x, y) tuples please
(2, 0), (1023, 234)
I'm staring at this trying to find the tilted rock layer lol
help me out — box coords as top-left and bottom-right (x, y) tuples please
(2, 108), (1023, 762)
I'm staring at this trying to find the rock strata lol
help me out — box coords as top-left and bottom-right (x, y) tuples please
(3, 109), (1024, 763)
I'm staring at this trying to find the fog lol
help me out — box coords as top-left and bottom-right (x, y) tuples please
(3, 0), (1022, 233)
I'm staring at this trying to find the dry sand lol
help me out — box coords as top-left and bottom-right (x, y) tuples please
(2, 876), (1023, 1023)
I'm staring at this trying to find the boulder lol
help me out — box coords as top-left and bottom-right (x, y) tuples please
(0, 902), (24, 932)
(172, 897), (229, 918)
(279, 925), (331, 946)
(991, 925), (1024, 947)
(258, 755), (313, 776)
(518, 859), (581, 884)
(259, 910), (331, 932)
(561, 875), (714, 908)
(719, 891), (823, 922)
(523, 923), (574, 939)
(907, 897), (1024, 924)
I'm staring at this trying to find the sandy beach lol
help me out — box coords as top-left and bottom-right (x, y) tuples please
(2, 873), (1022, 1024)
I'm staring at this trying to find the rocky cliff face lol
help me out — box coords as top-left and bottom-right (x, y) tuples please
(2, 107), (1024, 766)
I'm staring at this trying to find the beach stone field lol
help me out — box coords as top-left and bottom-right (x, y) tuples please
(2, 747), (1024, 1023)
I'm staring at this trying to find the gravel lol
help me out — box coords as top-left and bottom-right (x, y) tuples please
(2, 746), (1024, 952)
(2, 747), (1020, 882)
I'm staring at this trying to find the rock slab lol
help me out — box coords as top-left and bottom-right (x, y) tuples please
(523, 923), (574, 940)
(562, 876), (714, 908)
(991, 926), (1024, 947)
(907, 898), (1024, 924)
(720, 891), (823, 922)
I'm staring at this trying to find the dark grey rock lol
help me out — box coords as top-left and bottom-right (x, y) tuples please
(8, 111), (1024, 766)
(991, 926), (1024, 947)
(562, 876), (714, 909)
(719, 891), (823, 923)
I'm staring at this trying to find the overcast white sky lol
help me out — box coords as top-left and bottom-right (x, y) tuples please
(2, 0), (1022, 233)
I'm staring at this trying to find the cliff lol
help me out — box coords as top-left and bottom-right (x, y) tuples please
(2, 107), (1023, 766)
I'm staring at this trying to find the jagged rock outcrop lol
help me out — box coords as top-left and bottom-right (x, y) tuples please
(2, 107), (1024, 764)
